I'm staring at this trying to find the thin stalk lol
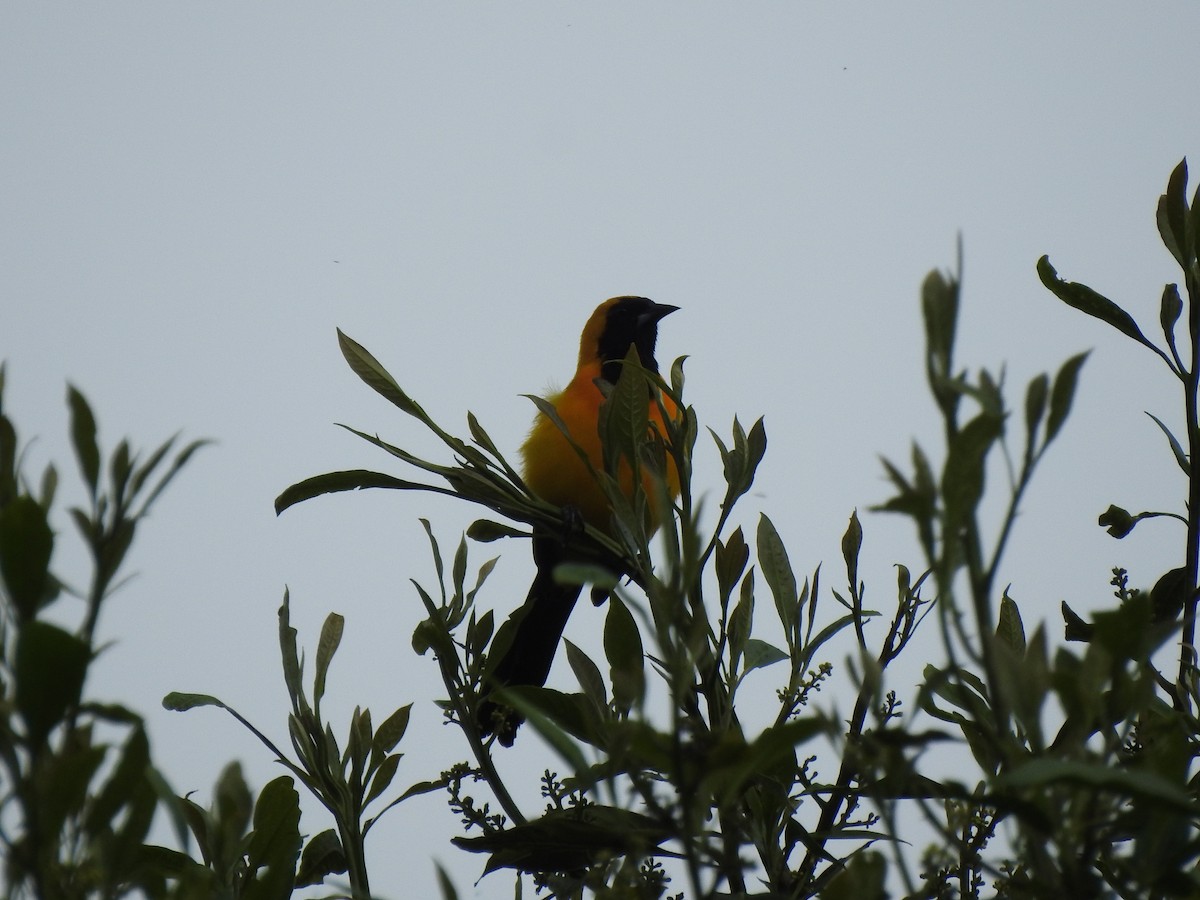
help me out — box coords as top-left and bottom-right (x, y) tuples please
(1179, 272), (1200, 702)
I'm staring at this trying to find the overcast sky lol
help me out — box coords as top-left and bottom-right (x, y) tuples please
(5, 5), (1200, 897)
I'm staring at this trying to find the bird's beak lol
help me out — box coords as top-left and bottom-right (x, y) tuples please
(641, 303), (680, 327)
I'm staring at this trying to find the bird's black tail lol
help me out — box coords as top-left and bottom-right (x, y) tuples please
(478, 537), (584, 745)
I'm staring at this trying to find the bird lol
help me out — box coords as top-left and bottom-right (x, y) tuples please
(478, 296), (680, 745)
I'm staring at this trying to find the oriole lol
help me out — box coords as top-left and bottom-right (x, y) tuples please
(479, 296), (680, 745)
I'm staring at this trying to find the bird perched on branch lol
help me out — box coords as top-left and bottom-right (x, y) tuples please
(478, 296), (680, 745)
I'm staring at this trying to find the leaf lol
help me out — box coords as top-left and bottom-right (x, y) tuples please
(1038, 257), (1161, 354)
(995, 758), (1199, 815)
(466, 519), (525, 542)
(1160, 283), (1184, 364)
(16, 621), (90, 747)
(84, 725), (150, 837)
(373, 704), (412, 754)
(364, 753), (401, 806)
(434, 862), (460, 900)
(564, 639), (607, 711)
(277, 593), (309, 717)
(162, 692), (227, 712)
(841, 510), (862, 592)
(1145, 412), (1189, 475)
(244, 776), (302, 893)
(337, 329), (427, 418)
(452, 805), (670, 873)
(757, 514), (798, 637)
(599, 345), (650, 477)
(1023, 372), (1048, 450)
(995, 589), (1025, 655)
(715, 527), (750, 610)
(1045, 351), (1089, 446)
(605, 595), (645, 713)
(295, 829), (346, 887)
(0, 494), (54, 621)
(500, 687), (592, 767)
(313, 612), (344, 711)
(67, 384), (101, 497)
(941, 412), (1003, 540)
(1097, 504), (1136, 539)
(275, 469), (428, 515)
(1156, 159), (1192, 270)
(742, 639), (788, 674)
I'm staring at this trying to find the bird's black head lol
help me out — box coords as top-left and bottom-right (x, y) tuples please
(595, 296), (679, 385)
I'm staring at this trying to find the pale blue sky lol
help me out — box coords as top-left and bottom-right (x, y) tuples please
(4, 5), (1200, 896)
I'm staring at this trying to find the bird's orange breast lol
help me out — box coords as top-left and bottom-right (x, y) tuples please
(520, 362), (679, 534)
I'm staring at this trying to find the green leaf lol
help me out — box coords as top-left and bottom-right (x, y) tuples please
(275, 469), (427, 515)
(1145, 411), (1189, 475)
(715, 527), (750, 611)
(842, 510), (862, 591)
(314, 612), (344, 710)
(244, 776), (302, 894)
(757, 514), (798, 638)
(364, 753), (401, 806)
(295, 829), (346, 887)
(0, 494), (54, 621)
(727, 573), (753, 667)
(500, 687), (592, 767)
(466, 519), (525, 542)
(922, 268), (959, 382)
(1097, 504), (1136, 539)
(1160, 283), (1184, 364)
(941, 412), (1003, 541)
(67, 384), (101, 497)
(16, 621), (90, 746)
(1156, 159), (1192, 270)
(373, 704), (412, 754)
(337, 329), (427, 418)
(995, 758), (1199, 815)
(1044, 351), (1089, 446)
(84, 725), (150, 837)
(1023, 372), (1048, 451)
(162, 691), (226, 712)
(995, 589), (1025, 655)
(277, 593), (309, 717)
(434, 862), (460, 900)
(452, 805), (670, 874)
(820, 849), (887, 900)
(742, 638), (788, 675)
(1038, 257), (1161, 354)
(605, 595), (645, 713)
(598, 345), (650, 478)
(564, 639), (608, 711)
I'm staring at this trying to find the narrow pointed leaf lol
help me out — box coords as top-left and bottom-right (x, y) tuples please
(67, 385), (101, 496)
(1038, 257), (1159, 354)
(1045, 351), (1089, 446)
(1145, 412), (1189, 474)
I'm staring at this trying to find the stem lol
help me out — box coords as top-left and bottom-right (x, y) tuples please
(1179, 270), (1200, 703)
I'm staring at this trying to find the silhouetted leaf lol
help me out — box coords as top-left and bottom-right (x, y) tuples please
(67, 385), (100, 497)
(313, 612), (344, 711)
(0, 494), (53, 621)
(16, 621), (89, 746)
(295, 829), (346, 887)
(758, 514), (797, 637)
(1045, 351), (1089, 446)
(605, 595), (645, 712)
(995, 590), (1025, 655)
(1146, 412), (1189, 474)
(1098, 504), (1136, 539)
(1156, 159), (1192, 269)
(275, 469), (426, 515)
(1038, 257), (1161, 356)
